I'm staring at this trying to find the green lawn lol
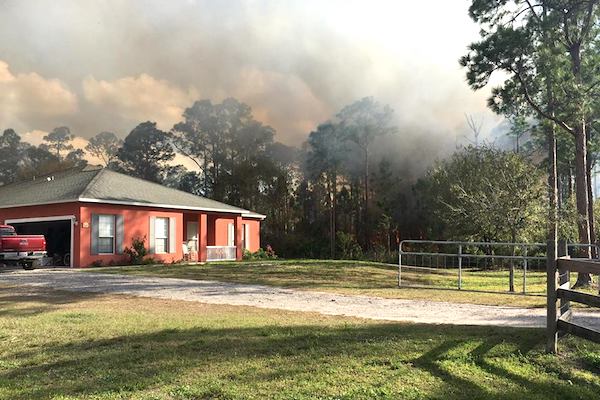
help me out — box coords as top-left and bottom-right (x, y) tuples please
(1, 284), (600, 399)
(91, 260), (553, 307)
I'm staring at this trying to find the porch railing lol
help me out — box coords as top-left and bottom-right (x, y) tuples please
(206, 246), (237, 261)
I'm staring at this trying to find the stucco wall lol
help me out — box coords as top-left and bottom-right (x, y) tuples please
(0, 201), (262, 267)
(241, 218), (261, 252)
(79, 203), (184, 267)
(209, 215), (235, 246)
(207, 214), (261, 251)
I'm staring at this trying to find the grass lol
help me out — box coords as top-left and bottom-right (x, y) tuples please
(1, 284), (600, 399)
(91, 260), (555, 307)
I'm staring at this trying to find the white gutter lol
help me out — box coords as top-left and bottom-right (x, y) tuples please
(5, 215), (76, 223)
(243, 213), (267, 220)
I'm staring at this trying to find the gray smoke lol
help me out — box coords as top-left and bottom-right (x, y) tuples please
(0, 0), (504, 171)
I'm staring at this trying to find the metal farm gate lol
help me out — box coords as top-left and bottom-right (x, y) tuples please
(398, 240), (598, 294)
(397, 239), (600, 352)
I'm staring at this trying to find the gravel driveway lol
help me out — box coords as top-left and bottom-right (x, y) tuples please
(2, 269), (599, 329)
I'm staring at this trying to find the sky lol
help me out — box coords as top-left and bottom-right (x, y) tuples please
(0, 0), (503, 155)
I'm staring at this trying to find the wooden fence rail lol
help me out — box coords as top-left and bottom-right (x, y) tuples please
(548, 246), (600, 352)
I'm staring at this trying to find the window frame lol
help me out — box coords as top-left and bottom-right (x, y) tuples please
(154, 217), (169, 254)
(97, 214), (116, 255)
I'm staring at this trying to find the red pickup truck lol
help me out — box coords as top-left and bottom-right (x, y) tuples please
(0, 225), (46, 269)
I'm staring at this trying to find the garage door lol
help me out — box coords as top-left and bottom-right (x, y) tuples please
(5, 216), (74, 267)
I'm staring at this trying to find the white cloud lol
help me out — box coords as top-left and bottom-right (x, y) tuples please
(82, 74), (199, 130)
(0, 61), (77, 130)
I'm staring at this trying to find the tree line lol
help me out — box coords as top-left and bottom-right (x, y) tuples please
(0, 97), (414, 261)
(0, 93), (597, 269)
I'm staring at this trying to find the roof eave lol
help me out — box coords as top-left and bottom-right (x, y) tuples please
(77, 197), (251, 215)
(0, 197), (265, 219)
(243, 213), (267, 220)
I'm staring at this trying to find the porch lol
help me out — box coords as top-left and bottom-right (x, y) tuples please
(182, 213), (247, 262)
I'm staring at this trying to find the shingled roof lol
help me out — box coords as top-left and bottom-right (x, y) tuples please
(0, 166), (265, 218)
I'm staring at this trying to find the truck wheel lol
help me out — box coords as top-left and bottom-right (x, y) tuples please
(21, 261), (34, 270)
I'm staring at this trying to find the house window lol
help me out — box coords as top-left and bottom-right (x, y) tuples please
(154, 217), (169, 254)
(98, 215), (115, 254)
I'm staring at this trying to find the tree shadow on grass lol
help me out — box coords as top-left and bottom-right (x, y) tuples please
(2, 321), (599, 400)
(413, 333), (599, 400)
(0, 285), (102, 318)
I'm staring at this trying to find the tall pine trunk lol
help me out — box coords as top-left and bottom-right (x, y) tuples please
(568, 168), (574, 199)
(586, 131), (596, 258)
(569, 41), (593, 287)
(573, 126), (593, 287)
(547, 118), (559, 354)
(548, 120), (558, 253)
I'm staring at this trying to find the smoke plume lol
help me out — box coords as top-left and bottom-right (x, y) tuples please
(0, 0), (503, 171)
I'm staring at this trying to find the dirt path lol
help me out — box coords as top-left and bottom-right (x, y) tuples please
(2, 269), (599, 328)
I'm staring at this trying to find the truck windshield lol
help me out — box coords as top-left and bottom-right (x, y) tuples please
(0, 228), (16, 236)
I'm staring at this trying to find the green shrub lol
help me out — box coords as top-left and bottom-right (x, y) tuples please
(124, 236), (148, 265)
(243, 245), (278, 261)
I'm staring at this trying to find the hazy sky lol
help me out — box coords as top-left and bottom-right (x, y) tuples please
(0, 0), (502, 150)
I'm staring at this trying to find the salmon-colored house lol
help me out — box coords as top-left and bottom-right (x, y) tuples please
(0, 166), (265, 268)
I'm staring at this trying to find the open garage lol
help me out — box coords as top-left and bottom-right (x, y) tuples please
(5, 216), (74, 267)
